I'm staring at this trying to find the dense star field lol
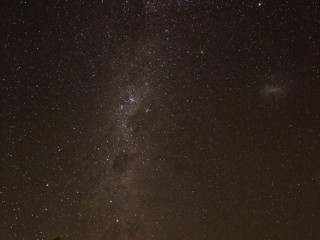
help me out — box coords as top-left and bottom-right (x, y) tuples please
(1, 1), (320, 240)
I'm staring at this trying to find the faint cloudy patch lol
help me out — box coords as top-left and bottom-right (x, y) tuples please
(261, 84), (286, 98)
(259, 74), (290, 101)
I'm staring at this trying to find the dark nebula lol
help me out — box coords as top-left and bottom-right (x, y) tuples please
(1, 1), (320, 240)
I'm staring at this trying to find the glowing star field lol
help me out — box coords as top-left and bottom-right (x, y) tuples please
(1, 1), (320, 240)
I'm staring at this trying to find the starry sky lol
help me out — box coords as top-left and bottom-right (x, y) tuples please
(1, 1), (320, 240)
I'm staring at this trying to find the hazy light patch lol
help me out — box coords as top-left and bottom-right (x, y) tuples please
(260, 83), (287, 100)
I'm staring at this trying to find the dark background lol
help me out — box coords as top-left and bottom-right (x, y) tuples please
(1, 1), (319, 239)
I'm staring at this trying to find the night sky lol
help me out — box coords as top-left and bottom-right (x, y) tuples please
(1, 1), (320, 240)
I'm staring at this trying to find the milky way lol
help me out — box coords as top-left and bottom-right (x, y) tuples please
(87, 39), (167, 239)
